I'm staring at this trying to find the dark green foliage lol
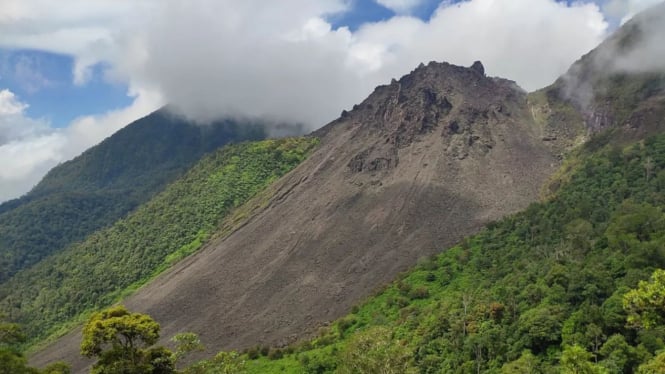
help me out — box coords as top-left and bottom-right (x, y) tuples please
(267, 348), (283, 360)
(239, 133), (665, 373)
(0, 109), (268, 283)
(0, 137), (318, 346)
(0, 316), (68, 374)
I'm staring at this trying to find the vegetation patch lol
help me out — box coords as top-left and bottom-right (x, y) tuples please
(0, 137), (319, 349)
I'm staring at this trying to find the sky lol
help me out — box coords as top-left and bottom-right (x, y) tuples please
(0, 0), (663, 202)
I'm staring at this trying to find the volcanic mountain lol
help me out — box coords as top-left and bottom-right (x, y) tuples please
(30, 4), (665, 371)
(33, 60), (566, 371)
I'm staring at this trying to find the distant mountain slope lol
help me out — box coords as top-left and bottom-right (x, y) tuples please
(2, 137), (318, 360)
(0, 109), (268, 283)
(539, 2), (665, 142)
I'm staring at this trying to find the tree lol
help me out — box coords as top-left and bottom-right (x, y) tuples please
(0, 315), (68, 374)
(637, 351), (665, 374)
(81, 305), (174, 374)
(337, 326), (416, 374)
(559, 345), (608, 374)
(182, 351), (246, 374)
(623, 269), (665, 329)
(501, 350), (540, 374)
(171, 332), (205, 369)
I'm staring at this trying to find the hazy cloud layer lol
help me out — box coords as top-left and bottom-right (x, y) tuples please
(603, 0), (664, 23)
(606, 2), (665, 73)
(106, 0), (609, 127)
(0, 0), (662, 201)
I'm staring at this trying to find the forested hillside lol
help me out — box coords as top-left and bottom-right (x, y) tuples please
(221, 132), (665, 373)
(0, 137), (318, 347)
(0, 109), (267, 284)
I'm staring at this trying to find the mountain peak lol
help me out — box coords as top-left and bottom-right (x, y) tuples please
(470, 60), (485, 75)
(547, 2), (665, 137)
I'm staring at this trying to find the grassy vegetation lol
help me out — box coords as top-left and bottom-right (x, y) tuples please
(208, 132), (665, 373)
(0, 137), (318, 348)
(0, 110), (267, 284)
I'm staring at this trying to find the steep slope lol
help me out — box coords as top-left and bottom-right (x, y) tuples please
(241, 126), (665, 374)
(0, 109), (268, 283)
(0, 137), (317, 353)
(32, 60), (562, 372)
(534, 1), (665, 145)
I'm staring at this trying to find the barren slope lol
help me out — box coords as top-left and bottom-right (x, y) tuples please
(32, 61), (561, 372)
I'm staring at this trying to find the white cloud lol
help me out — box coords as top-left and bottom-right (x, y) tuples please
(6, 0), (663, 201)
(0, 88), (161, 202)
(0, 90), (27, 115)
(106, 0), (607, 127)
(0, 0), (612, 128)
(375, 0), (426, 14)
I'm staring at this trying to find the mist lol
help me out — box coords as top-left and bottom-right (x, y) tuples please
(107, 0), (608, 129)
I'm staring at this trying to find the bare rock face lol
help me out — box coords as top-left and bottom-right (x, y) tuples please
(32, 61), (561, 373)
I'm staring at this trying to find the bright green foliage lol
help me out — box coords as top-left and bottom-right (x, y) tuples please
(559, 345), (608, 374)
(171, 332), (205, 367)
(637, 351), (665, 374)
(624, 269), (665, 329)
(0, 137), (318, 346)
(231, 133), (665, 373)
(81, 305), (173, 374)
(183, 351), (246, 374)
(41, 362), (71, 374)
(500, 350), (541, 373)
(0, 110), (267, 284)
(337, 326), (416, 374)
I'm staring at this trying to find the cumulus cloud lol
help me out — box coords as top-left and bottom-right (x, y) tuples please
(0, 0), (612, 128)
(103, 0), (609, 127)
(0, 89), (64, 201)
(0, 88), (161, 202)
(5, 0), (663, 201)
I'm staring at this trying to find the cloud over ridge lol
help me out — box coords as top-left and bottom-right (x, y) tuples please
(1, 0), (662, 201)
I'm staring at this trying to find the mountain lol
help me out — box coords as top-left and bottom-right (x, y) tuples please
(0, 108), (269, 283)
(28, 4), (665, 372)
(241, 117), (665, 373)
(539, 2), (665, 143)
(31, 61), (563, 372)
(2, 137), (317, 353)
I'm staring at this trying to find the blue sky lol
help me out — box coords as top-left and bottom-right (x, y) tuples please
(0, 50), (131, 127)
(0, 0), (661, 202)
(0, 0), (444, 128)
(0, 0), (635, 128)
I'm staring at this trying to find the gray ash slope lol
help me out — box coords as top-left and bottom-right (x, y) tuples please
(32, 60), (563, 372)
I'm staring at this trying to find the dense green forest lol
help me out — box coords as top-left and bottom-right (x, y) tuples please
(0, 137), (318, 347)
(187, 132), (665, 373)
(0, 109), (267, 284)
